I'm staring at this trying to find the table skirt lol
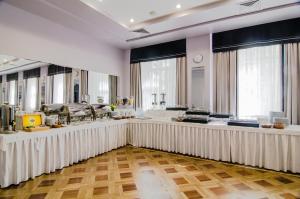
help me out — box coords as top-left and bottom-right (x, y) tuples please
(1, 119), (300, 188)
(231, 130), (300, 173)
(0, 121), (127, 188)
(128, 122), (231, 162)
(128, 120), (300, 173)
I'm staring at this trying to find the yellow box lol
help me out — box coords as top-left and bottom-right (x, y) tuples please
(22, 114), (42, 128)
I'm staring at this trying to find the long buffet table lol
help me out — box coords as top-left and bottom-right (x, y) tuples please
(0, 120), (128, 188)
(0, 118), (300, 188)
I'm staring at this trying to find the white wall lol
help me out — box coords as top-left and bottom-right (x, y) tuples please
(0, 2), (126, 94)
(186, 34), (212, 109)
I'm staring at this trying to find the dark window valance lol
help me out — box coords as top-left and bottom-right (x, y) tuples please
(24, 67), (41, 79)
(6, 73), (18, 82)
(48, 64), (72, 76)
(213, 17), (300, 52)
(130, 39), (186, 63)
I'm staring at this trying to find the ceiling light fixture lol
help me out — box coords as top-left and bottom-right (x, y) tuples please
(176, 4), (181, 9)
(149, 11), (156, 16)
(130, 18), (135, 23)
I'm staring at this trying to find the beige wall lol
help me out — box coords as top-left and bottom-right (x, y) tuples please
(0, 2), (126, 95)
(186, 34), (212, 109)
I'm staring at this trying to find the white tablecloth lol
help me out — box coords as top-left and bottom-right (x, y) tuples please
(1, 118), (300, 188)
(0, 120), (127, 188)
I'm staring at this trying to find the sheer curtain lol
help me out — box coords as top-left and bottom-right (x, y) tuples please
(24, 78), (39, 111)
(53, 74), (65, 104)
(141, 58), (176, 111)
(8, 80), (17, 105)
(237, 44), (282, 117)
(88, 71), (109, 104)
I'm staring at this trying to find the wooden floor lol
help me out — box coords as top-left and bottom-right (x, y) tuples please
(0, 146), (300, 199)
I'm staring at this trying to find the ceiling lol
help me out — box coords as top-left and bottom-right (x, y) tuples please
(79, 0), (220, 28)
(4, 0), (300, 49)
(0, 54), (45, 75)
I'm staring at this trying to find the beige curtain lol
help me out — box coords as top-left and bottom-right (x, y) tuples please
(22, 79), (27, 110)
(283, 43), (300, 125)
(0, 83), (2, 105)
(17, 76), (23, 108)
(45, 76), (54, 104)
(213, 50), (237, 114)
(4, 81), (9, 103)
(109, 75), (118, 104)
(36, 78), (41, 110)
(130, 63), (142, 109)
(64, 73), (73, 104)
(81, 70), (88, 100)
(3, 82), (8, 103)
(176, 56), (187, 106)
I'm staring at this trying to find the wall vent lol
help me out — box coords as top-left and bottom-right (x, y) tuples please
(239, 0), (260, 7)
(132, 28), (150, 34)
(238, 0), (261, 13)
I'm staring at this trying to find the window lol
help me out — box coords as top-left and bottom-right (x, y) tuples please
(237, 44), (282, 117)
(141, 58), (176, 110)
(25, 78), (38, 111)
(53, 73), (65, 104)
(88, 72), (109, 104)
(8, 80), (17, 105)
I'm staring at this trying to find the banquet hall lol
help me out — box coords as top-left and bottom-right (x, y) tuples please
(0, 0), (300, 198)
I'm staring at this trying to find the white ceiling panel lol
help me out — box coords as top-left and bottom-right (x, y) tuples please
(4, 0), (300, 48)
(80, 0), (219, 28)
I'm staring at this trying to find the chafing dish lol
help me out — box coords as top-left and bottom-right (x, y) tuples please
(68, 103), (96, 122)
(91, 104), (110, 119)
(41, 104), (70, 124)
(41, 103), (96, 124)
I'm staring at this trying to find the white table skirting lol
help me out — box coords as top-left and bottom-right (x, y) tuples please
(230, 130), (300, 173)
(0, 120), (127, 188)
(127, 120), (300, 174)
(1, 119), (300, 188)
(127, 121), (231, 162)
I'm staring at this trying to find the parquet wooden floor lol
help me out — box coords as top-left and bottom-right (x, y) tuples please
(1, 145), (300, 199)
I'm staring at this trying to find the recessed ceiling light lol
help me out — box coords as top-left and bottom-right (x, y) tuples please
(176, 4), (181, 9)
(149, 11), (156, 16)
(130, 18), (135, 23)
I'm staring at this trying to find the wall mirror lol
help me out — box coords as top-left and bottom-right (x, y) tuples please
(0, 54), (118, 112)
